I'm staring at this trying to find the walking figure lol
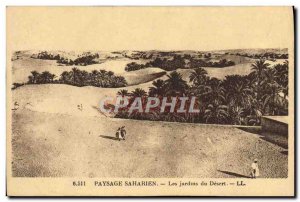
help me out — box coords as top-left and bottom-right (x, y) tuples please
(120, 126), (126, 140)
(115, 127), (122, 141)
(250, 159), (260, 178)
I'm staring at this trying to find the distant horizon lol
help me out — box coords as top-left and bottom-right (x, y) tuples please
(13, 47), (289, 53)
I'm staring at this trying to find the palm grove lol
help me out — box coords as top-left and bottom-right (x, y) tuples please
(13, 59), (288, 126)
(12, 68), (127, 89)
(115, 60), (288, 126)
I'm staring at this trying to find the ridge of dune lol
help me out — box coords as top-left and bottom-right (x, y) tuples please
(12, 84), (119, 117)
(11, 82), (159, 117)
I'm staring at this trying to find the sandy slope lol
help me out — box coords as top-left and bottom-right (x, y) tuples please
(122, 68), (166, 85)
(11, 82), (162, 117)
(11, 85), (288, 178)
(12, 108), (287, 178)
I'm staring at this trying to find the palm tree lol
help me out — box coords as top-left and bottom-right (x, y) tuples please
(274, 61), (288, 99)
(263, 68), (277, 85)
(90, 70), (99, 86)
(229, 105), (245, 125)
(106, 71), (115, 84)
(189, 67), (208, 86)
(204, 104), (229, 124)
(246, 97), (264, 125)
(28, 71), (40, 84)
(282, 86), (288, 100)
(126, 88), (148, 119)
(259, 66), (287, 115)
(149, 79), (166, 97)
(163, 112), (187, 122)
(117, 89), (129, 97)
(99, 70), (107, 87)
(107, 71), (114, 77)
(262, 82), (283, 115)
(71, 67), (80, 85)
(130, 88), (147, 97)
(164, 71), (188, 96)
(251, 60), (270, 79)
(251, 59), (270, 98)
(60, 71), (72, 84)
(224, 75), (254, 109)
(39, 71), (56, 83)
(113, 76), (127, 87)
(202, 79), (225, 106)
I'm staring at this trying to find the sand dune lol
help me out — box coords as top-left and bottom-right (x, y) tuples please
(11, 81), (160, 117)
(11, 82), (288, 178)
(123, 68), (166, 85)
(12, 108), (288, 178)
(12, 84), (106, 117)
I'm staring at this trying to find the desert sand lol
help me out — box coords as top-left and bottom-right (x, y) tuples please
(11, 84), (288, 178)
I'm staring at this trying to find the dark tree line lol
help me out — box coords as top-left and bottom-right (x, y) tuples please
(12, 68), (127, 89)
(125, 55), (235, 72)
(116, 60), (288, 125)
(58, 53), (99, 66)
(33, 51), (62, 60)
(125, 62), (149, 71)
(189, 58), (235, 68)
(59, 68), (126, 87)
(149, 55), (186, 71)
(28, 71), (56, 84)
(226, 52), (288, 60)
(34, 51), (100, 66)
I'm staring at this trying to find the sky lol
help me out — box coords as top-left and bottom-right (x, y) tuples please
(7, 6), (294, 51)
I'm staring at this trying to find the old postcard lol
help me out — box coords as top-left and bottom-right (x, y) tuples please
(6, 7), (295, 196)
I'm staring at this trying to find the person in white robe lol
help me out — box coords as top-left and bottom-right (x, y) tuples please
(250, 159), (259, 178)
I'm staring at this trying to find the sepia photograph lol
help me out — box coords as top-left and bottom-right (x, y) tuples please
(11, 49), (289, 179)
(6, 6), (295, 197)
